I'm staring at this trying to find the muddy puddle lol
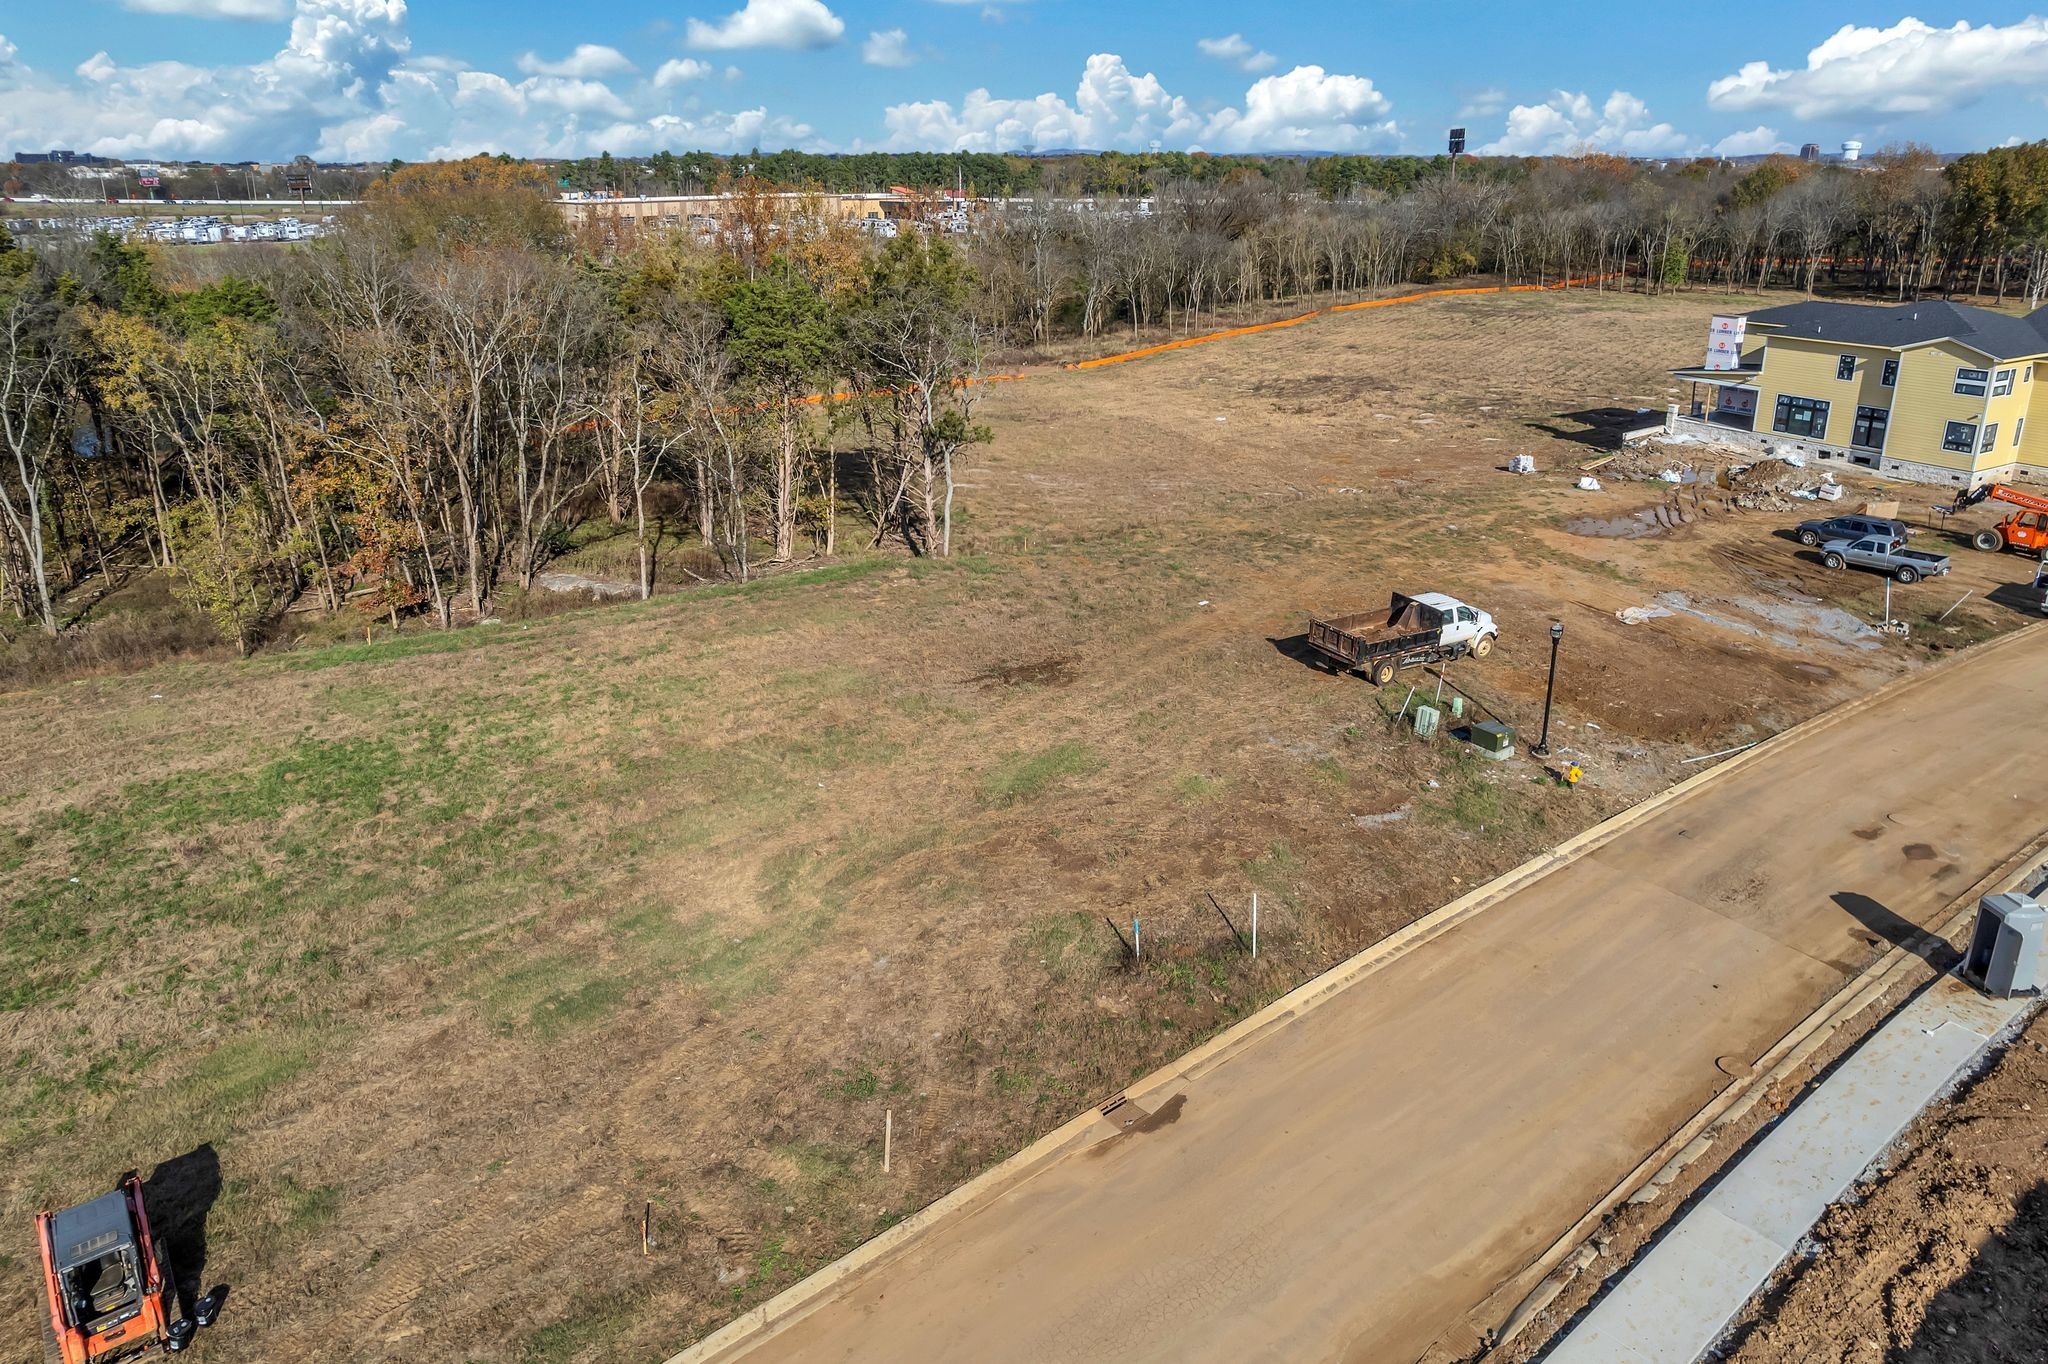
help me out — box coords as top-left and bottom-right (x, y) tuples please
(1565, 502), (1698, 539)
(1654, 591), (1881, 652)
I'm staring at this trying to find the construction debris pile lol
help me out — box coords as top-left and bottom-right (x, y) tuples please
(1723, 456), (1834, 511)
(1587, 446), (1711, 483)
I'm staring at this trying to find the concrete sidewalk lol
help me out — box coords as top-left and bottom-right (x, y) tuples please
(1546, 974), (2035, 1364)
(672, 629), (2048, 1364)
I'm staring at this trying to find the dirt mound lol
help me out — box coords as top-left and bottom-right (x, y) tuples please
(1724, 457), (1830, 512)
(1592, 447), (1709, 483)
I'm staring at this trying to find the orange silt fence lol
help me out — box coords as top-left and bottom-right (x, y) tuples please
(632, 271), (1620, 433)
(1064, 273), (1617, 372)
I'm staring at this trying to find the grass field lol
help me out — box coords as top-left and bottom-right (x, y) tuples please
(2, 284), (2038, 1364)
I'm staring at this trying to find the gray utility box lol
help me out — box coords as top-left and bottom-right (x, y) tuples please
(1960, 891), (2045, 997)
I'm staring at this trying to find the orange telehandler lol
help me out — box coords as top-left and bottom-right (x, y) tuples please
(1953, 483), (2048, 554)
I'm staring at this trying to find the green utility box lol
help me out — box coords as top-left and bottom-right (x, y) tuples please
(1468, 720), (1516, 759)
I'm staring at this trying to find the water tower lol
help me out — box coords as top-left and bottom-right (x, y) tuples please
(1840, 140), (1863, 162)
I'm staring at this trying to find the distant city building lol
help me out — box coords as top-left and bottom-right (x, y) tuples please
(1799, 143), (1822, 162)
(11, 149), (118, 167)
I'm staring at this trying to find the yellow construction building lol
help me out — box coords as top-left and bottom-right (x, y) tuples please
(1670, 299), (2048, 488)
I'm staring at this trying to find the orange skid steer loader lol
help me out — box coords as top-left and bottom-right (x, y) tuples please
(36, 1175), (214, 1362)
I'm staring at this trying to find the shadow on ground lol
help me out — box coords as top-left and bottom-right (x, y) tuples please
(1985, 582), (2048, 619)
(1831, 892), (1959, 970)
(1268, 633), (1343, 675)
(1526, 407), (1660, 451)
(143, 1144), (223, 1315)
(1902, 1179), (2048, 1359)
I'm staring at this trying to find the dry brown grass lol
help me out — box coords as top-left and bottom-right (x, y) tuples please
(1, 285), (2038, 1364)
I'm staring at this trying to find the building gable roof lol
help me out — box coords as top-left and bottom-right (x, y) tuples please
(1745, 299), (2048, 362)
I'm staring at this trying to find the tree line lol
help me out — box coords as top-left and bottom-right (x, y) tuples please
(956, 142), (2048, 345)
(0, 159), (987, 654)
(6, 140), (2046, 661)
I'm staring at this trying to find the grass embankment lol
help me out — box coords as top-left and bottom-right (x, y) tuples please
(7, 287), (2025, 1363)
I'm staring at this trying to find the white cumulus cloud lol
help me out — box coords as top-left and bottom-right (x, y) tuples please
(687, 0), (845, 51)
(863, 29), (914, 68)
(1197, 34), (1275, 74)
(1708, 17), (2048, 120)
(1479, 90), (1698, 157)
(1204, 65), (1395, 151)
(653, 58), (714, 87)
(878, 54), (1398, 153)
(516, 44), (636, 79)
(1713, 125), (1791, 157)
(120, 0), (290, 17)
(0, 1), (820, 161)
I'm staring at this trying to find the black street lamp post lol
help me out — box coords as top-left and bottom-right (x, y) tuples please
(1532, 621), (1564, 757)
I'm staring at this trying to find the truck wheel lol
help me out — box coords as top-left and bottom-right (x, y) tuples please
(1822, 552), (1845, 570)
(1973, 529), (2003, 552)
(1471, 634), (1495, 658)
(1797, 529), (1821, 547)
(1369, 661), (1396, 687)
(1895, 565), (1920, 584)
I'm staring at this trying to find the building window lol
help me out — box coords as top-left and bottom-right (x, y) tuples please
(1881, 358), (1899, 386)
(1955, 367), (1989, 396)
(1994, 369), (2016, 397)
(1852, 406), (1889, 450)
(1943, 421), (1979, 453)
(2017, 417), (2026, 448)
(1981, 423), (1999, 454)
(1837, 354), (1856, 381)
(1773, 394), (1830, 440)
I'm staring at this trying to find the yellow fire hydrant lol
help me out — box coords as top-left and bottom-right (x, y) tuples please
(1565, 762), (1583, 789)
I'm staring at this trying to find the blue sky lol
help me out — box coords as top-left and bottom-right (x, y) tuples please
(1, 2), (2045, 162)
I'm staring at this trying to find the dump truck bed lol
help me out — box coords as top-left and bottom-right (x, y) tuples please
(1306, 593), (1443, 668)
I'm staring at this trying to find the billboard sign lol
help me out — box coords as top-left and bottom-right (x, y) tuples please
(136, 165), (160, 189)
(1703, 314), (1747, 371)
(1448, 127), (1467, 156)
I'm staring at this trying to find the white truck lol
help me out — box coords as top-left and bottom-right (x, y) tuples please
(1306, 591), (1498, 685)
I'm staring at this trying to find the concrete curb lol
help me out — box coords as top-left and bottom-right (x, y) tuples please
(1543, 980), (2041, 1363)
(1484, 833), (2048, 1353)
(663, 620), (2048, 1364)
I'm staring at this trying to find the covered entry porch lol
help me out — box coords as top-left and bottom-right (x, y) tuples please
(1671, 368), (1760, 433)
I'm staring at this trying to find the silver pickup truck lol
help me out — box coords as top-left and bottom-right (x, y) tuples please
(1818, 535), (1951, 583)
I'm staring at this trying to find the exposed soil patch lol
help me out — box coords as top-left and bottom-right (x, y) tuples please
(1719, 1005), (2048, 1364)
(969, 656), (1079, 689)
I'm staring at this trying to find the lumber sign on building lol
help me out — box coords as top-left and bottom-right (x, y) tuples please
(1704, 314), (1746, 371)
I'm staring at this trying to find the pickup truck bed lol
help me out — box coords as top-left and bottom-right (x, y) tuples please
(1818, 535), (1951, 582)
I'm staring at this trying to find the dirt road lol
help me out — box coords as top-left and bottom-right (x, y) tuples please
(678, 628), (2048, 1364)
